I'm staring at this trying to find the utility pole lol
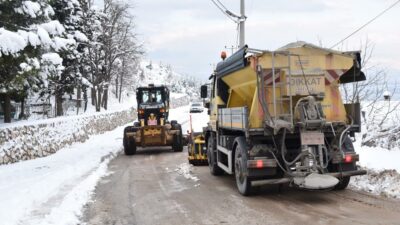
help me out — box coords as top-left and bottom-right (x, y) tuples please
(239, 0), (245, 48)
(223, 0), (247, 49)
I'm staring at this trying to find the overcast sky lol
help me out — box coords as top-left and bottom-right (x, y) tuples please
(127, 0), (400, 82)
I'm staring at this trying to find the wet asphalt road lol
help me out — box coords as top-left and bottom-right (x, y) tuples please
(83, 147), (400, 225)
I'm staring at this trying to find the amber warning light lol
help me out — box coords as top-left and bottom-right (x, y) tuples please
(221, 51), (227, 60)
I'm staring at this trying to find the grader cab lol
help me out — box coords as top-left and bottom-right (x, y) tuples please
(123, 84), (183, 155)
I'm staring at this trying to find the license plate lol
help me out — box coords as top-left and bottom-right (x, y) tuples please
(301, 132), (324, 145)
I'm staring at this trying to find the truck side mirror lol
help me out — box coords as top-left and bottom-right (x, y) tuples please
(200, 85), (208, 98)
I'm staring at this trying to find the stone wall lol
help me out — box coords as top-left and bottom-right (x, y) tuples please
(0, 108), (136, 165)
(0, 95), (190, 166)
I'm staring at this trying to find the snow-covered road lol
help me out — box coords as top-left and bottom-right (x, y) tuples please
(1, 104), (400, 225)
(0, 105), (199, 225)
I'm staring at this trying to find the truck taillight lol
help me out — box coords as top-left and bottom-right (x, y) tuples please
(256, 160), (263, 168)
(344, 154), (353, 163)
(247, 158), (277, 168)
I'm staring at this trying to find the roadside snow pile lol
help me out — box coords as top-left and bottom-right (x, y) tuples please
(349, 100), (400, 198)
(174, 163), (199, 182)
(350, 169), (400, 199)
(354, 141), (400, 172)
(0, 125), (124, 225)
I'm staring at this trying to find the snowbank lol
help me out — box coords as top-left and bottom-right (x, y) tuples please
(349, 100), (400, 198)
(355, 143), (400, 172)
(0, 125), (124, 225)
(351, 169), (400, 199)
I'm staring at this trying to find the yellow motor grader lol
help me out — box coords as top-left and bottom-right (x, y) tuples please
(123, 84), (183, 155)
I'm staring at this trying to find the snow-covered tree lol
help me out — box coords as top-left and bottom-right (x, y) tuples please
(84, 0), (142, 111)
(79, 2), (106, 112)
(48, 0), (89, 116)
(0, 0), (61, 122)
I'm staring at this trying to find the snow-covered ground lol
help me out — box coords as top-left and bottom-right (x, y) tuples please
(0, 126), (122, 225)
(354, 137), (400, 172)
(1, 99), (400, 224)
(0, 105), (189, 225)
(349, 100), (400, 198)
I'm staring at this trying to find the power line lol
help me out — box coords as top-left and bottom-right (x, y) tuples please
(331, 0), (400, 48)
(210, 0), (237, 23)
(215, 0), (229, 11)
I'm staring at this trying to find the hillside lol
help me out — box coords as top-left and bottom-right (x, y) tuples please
(136, 61), (202, 98)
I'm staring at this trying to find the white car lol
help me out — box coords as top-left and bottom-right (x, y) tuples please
(189, 102), (204, 113)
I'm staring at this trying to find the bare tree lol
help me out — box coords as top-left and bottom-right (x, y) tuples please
(339, 38), (400, 147)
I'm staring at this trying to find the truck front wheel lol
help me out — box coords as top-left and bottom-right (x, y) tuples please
(234, 138), (253, 196)
(207, 134), (223, 176)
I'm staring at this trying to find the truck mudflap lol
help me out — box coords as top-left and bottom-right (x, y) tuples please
(250, 169), (367, 187)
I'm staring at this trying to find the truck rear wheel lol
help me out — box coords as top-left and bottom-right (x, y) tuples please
(172, 124), (183, 152)
(334, 136), (354, 190)
(207, 134), (223, 176)
(334, 176), (350, 190)
(123, 127), (136, 155)
(234, 137), (253, 196)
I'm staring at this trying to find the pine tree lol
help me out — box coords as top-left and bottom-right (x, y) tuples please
(0, 0), (56, 122)
(49, 0), (87, 116)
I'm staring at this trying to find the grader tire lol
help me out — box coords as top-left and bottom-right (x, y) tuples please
(172, 124), (183, 152)
(123, 127), (137, 155)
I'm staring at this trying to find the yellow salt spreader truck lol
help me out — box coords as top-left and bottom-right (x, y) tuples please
(201, 42), (367, 195)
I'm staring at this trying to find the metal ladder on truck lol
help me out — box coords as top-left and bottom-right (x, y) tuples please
(257, 51), (294, 133)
